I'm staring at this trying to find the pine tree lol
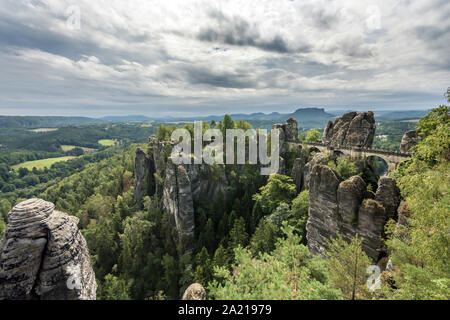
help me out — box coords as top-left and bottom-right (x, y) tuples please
(325, 235), (371, 300)
(193, 247), (212, 286)
(213, 245), (230, 268)
(228, 217), (249, 249)
(249, 219), (278, 255)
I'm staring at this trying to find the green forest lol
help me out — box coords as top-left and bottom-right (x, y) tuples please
(1, 104), (447, 300)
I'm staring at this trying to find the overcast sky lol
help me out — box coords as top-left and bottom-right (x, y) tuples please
(0, 0), (449, 117)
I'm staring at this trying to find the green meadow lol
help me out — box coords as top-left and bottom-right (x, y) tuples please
(98, 139), (116, 147)
(12, 156), (77, 170)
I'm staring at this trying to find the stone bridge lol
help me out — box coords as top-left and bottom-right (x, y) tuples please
(304, 142), (410, 172)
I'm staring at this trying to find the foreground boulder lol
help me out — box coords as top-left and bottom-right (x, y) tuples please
(182, 283), (206, 300)
(0, 199), (97, 300)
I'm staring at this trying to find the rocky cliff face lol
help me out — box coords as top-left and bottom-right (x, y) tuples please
(272, 117), (299, 175)
(135, 138), (228, 253)
(323, 111), (375, 148)
(0, 199), (97, 300)
(306, 165), (401, 261)
(163, 163), (195, 253)
(292, 152), (325, 193)
(400, 130), (419, 153)
(134, 147), (150, 203)
(291, 111), (376, 193)
(273, 117), (299, 145)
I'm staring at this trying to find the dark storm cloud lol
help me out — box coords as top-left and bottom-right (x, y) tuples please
(414, 25), (450, 41)
(413, 24), (450, 69)
(197, 10), (308, 53)
(178, 65), (258, 89)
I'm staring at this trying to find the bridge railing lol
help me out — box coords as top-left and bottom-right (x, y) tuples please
(303, 142), (410, 157)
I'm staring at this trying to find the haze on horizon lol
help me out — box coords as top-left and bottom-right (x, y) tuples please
(0, 0), (449, 118)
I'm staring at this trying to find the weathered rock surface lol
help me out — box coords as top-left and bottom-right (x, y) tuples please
(134, 147), (150, 203)
(284, 118), (299, 142)
(306, 165), (401, 261)
(323, 111), (375, 148)
(0, 199), (97, 300)
(292, 152), (326, 194)
(182, 283), (206, 300)
(400, 130), (419, 153)
(292, 156), (306, 193)
(163, 163), (195, 253)
(306, 165), (342, 256)
(138, 136), (229, 253)
(273, 117), (299, 144)
(375, 177), (401, 221)
(162, 160), (229, 253)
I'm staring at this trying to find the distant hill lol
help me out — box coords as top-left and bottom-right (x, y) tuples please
(171, 107), (336, 128)
(0, 116), (101, 128)
(99, 115), (153, 122)
(288, 108), (335, 127)
(376, 110), (429, 121)
(327, 109), (430, 121)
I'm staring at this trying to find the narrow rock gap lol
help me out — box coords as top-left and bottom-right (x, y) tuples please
(30, 231), (49, 300)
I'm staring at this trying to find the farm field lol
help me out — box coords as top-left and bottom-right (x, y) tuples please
(61, 145), (96, 152)
(98, 139), (116, 146)
(27, 128), (58, 133)
(11, 156), (77, 170)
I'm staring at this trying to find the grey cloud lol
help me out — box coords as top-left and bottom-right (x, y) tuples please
(413, 24), (450, 69)
(414, 25), (450, 41)
(302, 5), (340, 30)
(0, 8), (168, 66)
(175, 64), (258, 89)
(197, 11), (307, 53)
(0, 1), (447, 116)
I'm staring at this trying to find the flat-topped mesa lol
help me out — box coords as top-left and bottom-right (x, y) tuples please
(306, 165), (401, 262)
(323, 111), (376, 148)
(0, 198), (97, 300)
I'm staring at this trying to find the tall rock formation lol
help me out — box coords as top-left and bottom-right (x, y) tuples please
(323, 111), (375, 148)
(135, 138), (229, 254)
(272, 118), (299, 174)
(306, 165), (401, 261)
(0, 199), (97, 300)
(400, 130), (419, 153)
(163, 163), (195, 253)
(134, 147), (150, 203)
(291, 152), (325, 193)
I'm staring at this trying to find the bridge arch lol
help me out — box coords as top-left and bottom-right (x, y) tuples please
(308, 146), (322, 154)
(303, 142), (409, 173)
(365, 155), (389, 176)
